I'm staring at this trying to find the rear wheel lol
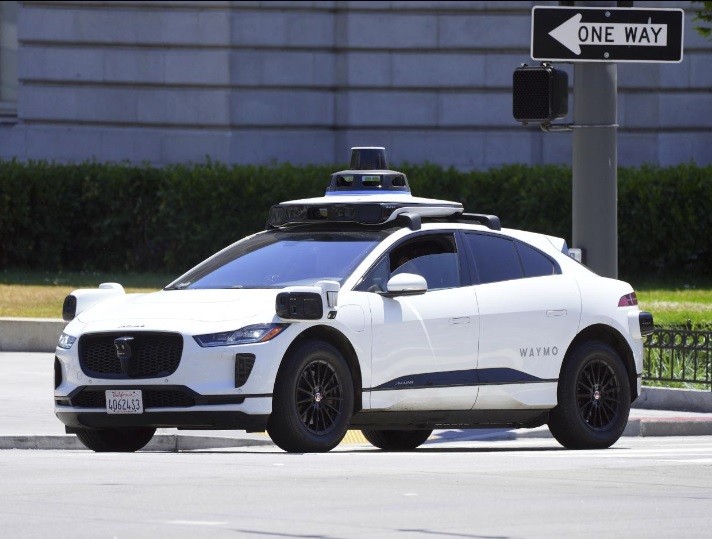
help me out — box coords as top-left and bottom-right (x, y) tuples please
(548, 341), (630, 449)
(267, 340), (354, 453)
(75, 427), (156, 452)
(362, 429), (433, 451)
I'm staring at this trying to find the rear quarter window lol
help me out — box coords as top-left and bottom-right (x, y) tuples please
(464, 233), (523, 284)
(464, 233), (560, 284)
(515, 241), (558, 277)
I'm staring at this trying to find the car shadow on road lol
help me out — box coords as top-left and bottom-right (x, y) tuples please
(185, 445), (568, 455)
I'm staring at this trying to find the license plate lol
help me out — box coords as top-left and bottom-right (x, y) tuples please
(105, 390), (143, 414)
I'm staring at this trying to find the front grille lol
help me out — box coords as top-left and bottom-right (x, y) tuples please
(79, 332), (183, 379)
(71, 388), (195, 409)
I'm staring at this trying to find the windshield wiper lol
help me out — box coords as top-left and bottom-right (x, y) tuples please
(165, 282), (191, 290)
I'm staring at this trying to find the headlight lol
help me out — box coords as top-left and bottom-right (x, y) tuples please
(58, 332), (77, 349)
(193, 323), (289, 348)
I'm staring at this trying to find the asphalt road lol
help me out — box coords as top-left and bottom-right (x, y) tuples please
(2, 437), (712, 538)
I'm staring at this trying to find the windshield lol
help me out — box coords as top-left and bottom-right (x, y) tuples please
(166, 230), (389, 290)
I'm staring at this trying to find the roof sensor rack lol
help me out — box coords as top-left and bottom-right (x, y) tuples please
(395, 212), (422, 231)
(325, 147), (411, 196)
(350, 147), (388, 170)
(265, 146), (500, 232)
(456, 213), (502, 231)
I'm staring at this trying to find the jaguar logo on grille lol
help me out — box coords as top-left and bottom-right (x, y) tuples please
(114, 336), (135, 375)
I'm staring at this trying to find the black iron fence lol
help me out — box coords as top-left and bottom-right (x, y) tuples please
(643, 326), (712, 390)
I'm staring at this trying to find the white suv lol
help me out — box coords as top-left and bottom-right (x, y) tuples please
(55, 147), (653, 453)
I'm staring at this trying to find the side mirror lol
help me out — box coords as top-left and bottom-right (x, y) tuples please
(382, 273), (427, 298)
(276, 280), (339, 321)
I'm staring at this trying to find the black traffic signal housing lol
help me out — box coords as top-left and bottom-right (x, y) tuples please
(512, 64), (568, 124)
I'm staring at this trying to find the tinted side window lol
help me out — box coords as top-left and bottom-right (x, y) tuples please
(358, 256), (390, 293)
(516, 241), (557, 277)
(393, 253), (460, 290)
(465, 233), (523, 284)
(389, 234), (460, 291)
(357, 233), (460, 292)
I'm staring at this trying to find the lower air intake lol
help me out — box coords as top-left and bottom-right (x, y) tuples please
(235, 354), (256, 388)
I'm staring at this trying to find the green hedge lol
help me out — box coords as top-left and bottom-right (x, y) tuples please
(0, 159), (710, 281)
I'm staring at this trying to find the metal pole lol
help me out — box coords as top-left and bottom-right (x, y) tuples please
(572, 1), (618, 279)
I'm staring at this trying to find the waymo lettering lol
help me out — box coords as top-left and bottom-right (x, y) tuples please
(520, 347), (559, 358)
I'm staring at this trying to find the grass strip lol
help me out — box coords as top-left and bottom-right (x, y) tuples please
(0, 270), (175, 319)
(1, 270), (710, 326)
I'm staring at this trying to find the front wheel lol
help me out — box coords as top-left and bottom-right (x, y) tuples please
(267, 340), (354, 453)
(548, 341), (630, 449)
(75, 427), (156, 452)
(362, 429), (433, 451)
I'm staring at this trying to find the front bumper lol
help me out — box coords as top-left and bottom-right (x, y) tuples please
(58, 410), (270, 431)
(55, 386), (272, 431)
(54, 324), (297, 433)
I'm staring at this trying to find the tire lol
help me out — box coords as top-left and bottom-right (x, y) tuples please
(75, 427), (156, 452)
(267, 340), (354, 453)
(548, 341), (630, 450)
(361, 429), (433, 451)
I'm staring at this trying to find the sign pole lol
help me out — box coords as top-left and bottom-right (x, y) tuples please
(572, 61), (618, 278)
(526, 3), (683, 277)
(571, 1), (618, 279)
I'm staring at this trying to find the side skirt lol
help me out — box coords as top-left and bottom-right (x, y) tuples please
(349, 409), (550, 430)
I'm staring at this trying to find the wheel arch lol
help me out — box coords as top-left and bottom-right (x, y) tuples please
(277, 325), (364, 414)
(563, 324), (638, 401)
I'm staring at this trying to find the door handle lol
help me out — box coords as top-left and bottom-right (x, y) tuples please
(546, 309), (567, 317)
(449, 316), (471, 325)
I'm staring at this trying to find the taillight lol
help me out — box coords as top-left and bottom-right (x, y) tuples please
(618, 292), (638, 307)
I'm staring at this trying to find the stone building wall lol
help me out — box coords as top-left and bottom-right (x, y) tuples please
(0, 1), (709, 168)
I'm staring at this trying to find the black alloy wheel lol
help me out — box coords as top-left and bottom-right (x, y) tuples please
(296, 359), (344, 436)
(268, 340), (354, 453)
(548, 341), (630, 450)
(577, 358), (621, 431)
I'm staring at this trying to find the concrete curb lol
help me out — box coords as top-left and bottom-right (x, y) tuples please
(633, 418), (712, 437)
(0, 434), (274, 451)
(4, 418), (712, 450)
(514, 417), (712, 439)
(0, 318), (65, 352)
(632, 386), (712, 414)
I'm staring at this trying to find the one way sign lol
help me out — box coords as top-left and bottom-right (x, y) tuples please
(531, 6), (684, 63)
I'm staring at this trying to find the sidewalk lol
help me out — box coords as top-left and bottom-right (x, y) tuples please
(3, 352), (712, 451)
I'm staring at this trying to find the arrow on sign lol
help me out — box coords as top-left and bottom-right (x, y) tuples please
(549, 13), (668, 55)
